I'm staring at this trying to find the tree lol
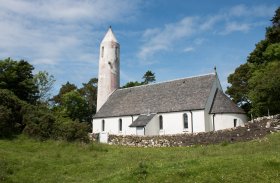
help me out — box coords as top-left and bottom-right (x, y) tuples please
(0, 58), (38, 103)
(122, 70), (156, 88)
(122, 81), (142, 88)
(78, 78), (98, 115)
(60, 90), (91, 123)
(226, 7), (280, 116)
(0, 89), (25, 137)
(52, 82), (77, 105)
(248, 61), (280, 116)
(142, 70), (156, 84)
(34, 71), (55, 103)
(226, 63), (252, 113)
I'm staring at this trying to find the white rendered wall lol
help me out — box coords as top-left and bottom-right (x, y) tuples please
(157, 110), (205, 135)
(92, 115), (138, 135)
(145, 115), (159, 136)
(204, 75), (222, 132)
(211, 113), (247, 131)
(92, 111), (208, 136)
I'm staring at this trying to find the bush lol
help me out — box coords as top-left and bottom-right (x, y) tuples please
(52, 116), (90, 142)
(0, 89), (24, 138)
(22, 105), (55, 140)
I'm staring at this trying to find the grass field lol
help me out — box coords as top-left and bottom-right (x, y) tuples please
(0, 133), (280, 183)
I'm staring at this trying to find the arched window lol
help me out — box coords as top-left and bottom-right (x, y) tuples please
(183, 113), (188, 129)
(119, 118), (122, 131)
(159, 115), (163, 130)
(102, 119), (105, 131)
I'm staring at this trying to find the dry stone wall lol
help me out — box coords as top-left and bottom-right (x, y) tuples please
(90, 114), (280, 147)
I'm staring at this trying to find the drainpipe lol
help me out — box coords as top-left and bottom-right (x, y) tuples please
(190, 111), (193, 133)
(212, 114), (215, 131)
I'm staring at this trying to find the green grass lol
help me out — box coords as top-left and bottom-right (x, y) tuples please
(0, 134), (280, 183)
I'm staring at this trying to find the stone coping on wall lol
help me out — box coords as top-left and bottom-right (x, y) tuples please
(90, 114), (280, 147)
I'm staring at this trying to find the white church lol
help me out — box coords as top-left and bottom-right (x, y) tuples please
(92, 27), (247, 136)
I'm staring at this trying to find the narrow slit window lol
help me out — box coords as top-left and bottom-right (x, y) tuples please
(101, 46), (104, 58)
(234, 119), (237, 127)
(159, 115), (163, 130)
(102, 119), (105, 131)
(119, 118), (122, 131)
(183, 113), (188, 129)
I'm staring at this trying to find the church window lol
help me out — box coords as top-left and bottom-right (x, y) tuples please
(101, 46), (104, 58)
(102, 120), (105, 131)
(119, 118), (122, 131)
(234, 119), (237, 127)
(183, 113), (188, 129)
(159, 115), (163, 130)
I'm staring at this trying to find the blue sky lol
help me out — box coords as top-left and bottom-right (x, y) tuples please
(0, 0), (279, 95)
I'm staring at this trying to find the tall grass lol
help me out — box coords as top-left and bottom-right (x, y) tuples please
(0, 133), (279, 182)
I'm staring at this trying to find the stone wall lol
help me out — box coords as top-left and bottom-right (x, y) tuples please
(90, 114), (280, 147)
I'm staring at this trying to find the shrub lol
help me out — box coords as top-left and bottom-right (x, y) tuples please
(22, 105), (55, 140)
(0, 89), (24, 138)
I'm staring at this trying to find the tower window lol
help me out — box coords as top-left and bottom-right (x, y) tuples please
(159, 115), (163, 130)
(115, 47), (119, 59)
(102, 119), (105, 131)
(234, 119), (237, 127)
(119, 118), (122, 131)
(101, 46), (104, 58)
(183, 113), (188, 129)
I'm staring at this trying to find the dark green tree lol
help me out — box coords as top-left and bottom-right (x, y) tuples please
(52, 82), (77, 105)
(248, 62), (280, 116)
(78, 78), (98, 115)
(0, 89), (25, 137)
(122, 81), (142, 88)
(227, 7), (280, 116)
(60, 90), (91, 123)
(0, 58), (38, 103)
(142, 70), (156, 84)
(122, 70), (156, 88)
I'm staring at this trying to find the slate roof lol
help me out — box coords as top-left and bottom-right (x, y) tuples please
(210, 90), (245, 114)
(94, 74), (216, 118)
(129, 114), (156, 127)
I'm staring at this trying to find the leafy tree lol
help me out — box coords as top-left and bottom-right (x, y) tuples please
(0, 58), (38, 103)
(34, 71), (55, 103)
(22, 105), (55, 140)
(122, 81), (142, 88)
(78, 78), (98, 115)
(52, 82), (77, 105)
(123, 70), (156, 88)
(142, 70), (156, 84)
(60, 90), (91, 123)
(226, 63), (252, 112)
(0, 89), (25, 137)
(227, 7), (280, 116)
(248, 62), (280, 116)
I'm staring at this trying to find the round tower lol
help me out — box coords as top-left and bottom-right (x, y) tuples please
(96, 27), (120, 111)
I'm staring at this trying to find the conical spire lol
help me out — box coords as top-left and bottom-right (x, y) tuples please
(101, 26), (118, 43)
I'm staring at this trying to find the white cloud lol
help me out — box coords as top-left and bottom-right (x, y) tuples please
(138, 17), (197, 59)
(138, 4), (276, 61)
(229, 4), (276, 18)
(221, 22), (251, 35)
(183, 47), (195, 52)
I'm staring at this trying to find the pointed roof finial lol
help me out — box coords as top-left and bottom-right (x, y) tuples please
(101, 26), (118, 43)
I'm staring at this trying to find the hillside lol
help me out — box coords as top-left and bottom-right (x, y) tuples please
(1, 132), (279, 182)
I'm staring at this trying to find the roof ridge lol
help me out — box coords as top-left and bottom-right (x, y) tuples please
(118, 72), (216, 91)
